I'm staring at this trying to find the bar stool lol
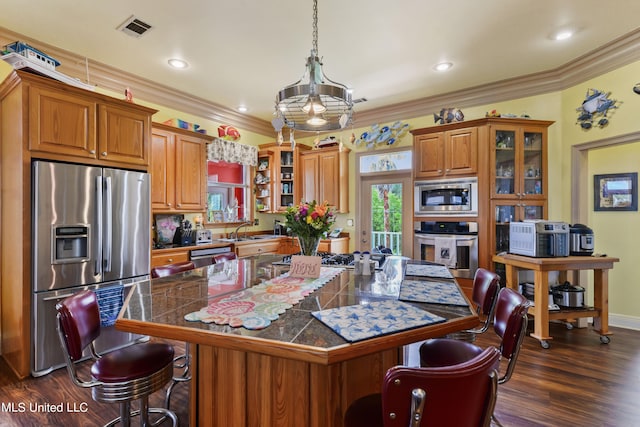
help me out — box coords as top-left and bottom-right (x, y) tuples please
(56, 290), (178, 427)
(212, 252), (237, 263)
(150, 261), (195, 278)
(344, 346), (501, 427)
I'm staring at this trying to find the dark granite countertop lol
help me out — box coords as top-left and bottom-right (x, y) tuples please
(117, 254), (477, 363)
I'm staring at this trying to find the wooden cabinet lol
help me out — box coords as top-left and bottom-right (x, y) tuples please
(0, 70), (156, 378)
(235, 240), (280, 257)
(300, 146), (350, 213)
(255, 150), (273, 213)
(28, 81), (154, 167)
(151, 123), (211, 212)
(151, 249), (190, 267)
(278, 237), (300, 255)
(413, 127), (477, 179)
(317, 237), (350, 254)
(485, 119), (553, 278)
(258, 143), (310, 212)
(490, 122), (548, 200)
(411, 118), (554, 280)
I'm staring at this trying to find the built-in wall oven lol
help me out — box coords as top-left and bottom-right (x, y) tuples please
(414, 221), (478, 279)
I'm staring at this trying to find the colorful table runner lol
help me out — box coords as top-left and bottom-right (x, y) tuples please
(184, 267), (343, 330)
(399, 279), (468, 307)
(405, 263), (453, 279)
(312, 300), (446, 342)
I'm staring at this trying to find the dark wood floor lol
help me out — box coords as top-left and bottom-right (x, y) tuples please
(1, 322), (639, 426)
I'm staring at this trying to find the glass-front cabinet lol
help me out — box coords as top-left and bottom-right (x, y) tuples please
(489, 119), (551, 283)
(491, 125), (545, 200)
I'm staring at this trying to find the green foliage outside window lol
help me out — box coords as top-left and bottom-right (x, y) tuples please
(371, 184), (403, 232)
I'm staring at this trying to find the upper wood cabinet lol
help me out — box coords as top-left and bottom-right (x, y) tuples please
(300, 146), (350, 213)
(151, 123), (212, 212)
(258, 143), (311, 212)
(27, 76), (154, 168)
(0, 70), (156, 379)
(412, 127), (478, 179)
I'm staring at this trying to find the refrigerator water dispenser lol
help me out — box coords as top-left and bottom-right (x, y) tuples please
(52, 225), (90, 263)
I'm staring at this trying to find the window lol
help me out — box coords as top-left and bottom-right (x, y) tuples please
(207, 160), (250, 223)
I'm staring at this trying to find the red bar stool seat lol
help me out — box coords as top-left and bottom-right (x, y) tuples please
(56, 290), (178, 427)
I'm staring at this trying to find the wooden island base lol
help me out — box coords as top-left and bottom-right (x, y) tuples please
(192, 345), (398, 427)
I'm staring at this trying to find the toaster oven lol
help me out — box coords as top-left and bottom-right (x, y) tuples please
(509, 220), (570, 257)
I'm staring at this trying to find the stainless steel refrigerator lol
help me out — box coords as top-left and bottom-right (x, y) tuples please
(31, 160), (150, 376)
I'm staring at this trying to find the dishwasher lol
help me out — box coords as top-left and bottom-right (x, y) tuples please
(190, 246), (233, 267)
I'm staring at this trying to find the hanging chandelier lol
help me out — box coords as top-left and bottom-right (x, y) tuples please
(272, 0), (353, 134)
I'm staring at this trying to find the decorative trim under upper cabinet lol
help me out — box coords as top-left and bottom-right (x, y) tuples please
(3, 26), (640, 137)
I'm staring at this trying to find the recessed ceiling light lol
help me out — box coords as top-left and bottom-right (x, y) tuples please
(168, 58), (189, 69)
(434, 62), (453, 72)
(553, 30), (573, 41)
(237, 105), (248, 113)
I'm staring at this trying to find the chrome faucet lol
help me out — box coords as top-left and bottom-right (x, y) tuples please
(232, 221), (253, 240)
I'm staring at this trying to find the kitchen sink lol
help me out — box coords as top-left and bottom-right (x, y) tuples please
(216, 235), (280, 243)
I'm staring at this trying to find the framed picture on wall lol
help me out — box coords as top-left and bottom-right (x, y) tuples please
(594, 172), (638, 211)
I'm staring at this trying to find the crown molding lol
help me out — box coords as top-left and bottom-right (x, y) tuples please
(3, 26), (640, 137)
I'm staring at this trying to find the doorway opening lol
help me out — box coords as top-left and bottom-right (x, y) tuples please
(356, 149), (413, 256)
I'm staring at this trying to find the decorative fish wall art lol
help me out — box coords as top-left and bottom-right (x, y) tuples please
(576, 89), (619, 130)
(355, 120), (410, 150)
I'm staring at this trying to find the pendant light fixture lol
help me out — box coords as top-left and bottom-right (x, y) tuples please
(273, 0), (353, 134)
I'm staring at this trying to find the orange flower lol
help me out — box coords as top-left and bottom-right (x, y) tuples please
(314, 202), (327, 217)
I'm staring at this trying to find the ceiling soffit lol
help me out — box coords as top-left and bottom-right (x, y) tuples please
(2, 27), (640, 137)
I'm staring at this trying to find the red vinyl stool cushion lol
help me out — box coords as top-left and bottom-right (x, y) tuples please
(420, 338), (484, 367)
(91, 343), (174, 383)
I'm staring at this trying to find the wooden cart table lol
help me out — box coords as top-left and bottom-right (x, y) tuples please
(493, 253), (619, 349)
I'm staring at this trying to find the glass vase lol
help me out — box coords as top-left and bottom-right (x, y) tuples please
(298, 235), (321, 256)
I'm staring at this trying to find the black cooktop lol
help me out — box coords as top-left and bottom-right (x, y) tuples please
(275, 252), (387, 268)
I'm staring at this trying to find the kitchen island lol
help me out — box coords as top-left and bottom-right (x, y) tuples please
(116, 255), (478, 427)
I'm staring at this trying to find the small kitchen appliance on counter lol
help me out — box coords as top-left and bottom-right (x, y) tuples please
(509, 220), (570, 257)
(569, 223), (595, 256)
(552, 281), (585, 308)
(195, 228), (213, 245)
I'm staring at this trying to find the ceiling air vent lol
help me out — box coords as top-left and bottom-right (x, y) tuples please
(117, 15), (153, 38)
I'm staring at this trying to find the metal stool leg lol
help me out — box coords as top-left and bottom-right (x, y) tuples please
(165, 343), (191, 410)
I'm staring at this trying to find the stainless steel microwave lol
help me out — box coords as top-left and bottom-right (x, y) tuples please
(414, 177), (478, 216)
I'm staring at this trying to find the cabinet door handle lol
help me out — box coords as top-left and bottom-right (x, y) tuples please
(168, 258), (174, 262)
(89, 149), (96, 154)
(177, 203), (182, 207)
(102, 152), (107, 156)
(167, 203), (172, 207)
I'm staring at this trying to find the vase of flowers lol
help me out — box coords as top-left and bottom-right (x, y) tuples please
(283, 200), (336, 256)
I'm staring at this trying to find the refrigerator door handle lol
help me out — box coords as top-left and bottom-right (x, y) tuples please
(104, 176), (113, 272)
(43, 293), (75, 301)
(95, 175), (103, 276)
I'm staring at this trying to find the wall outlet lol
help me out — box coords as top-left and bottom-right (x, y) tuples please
(346, 219), (354, 227)
(254, 218), (259, 225)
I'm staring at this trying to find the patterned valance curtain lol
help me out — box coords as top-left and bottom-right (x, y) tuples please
(207, 137), (258, 166)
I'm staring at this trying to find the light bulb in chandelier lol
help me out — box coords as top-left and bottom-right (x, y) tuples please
(307, 112), (328, 127)
(302, 95), (327, 114)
